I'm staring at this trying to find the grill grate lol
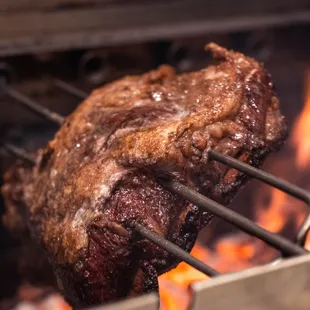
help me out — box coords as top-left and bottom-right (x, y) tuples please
(1, 81), (310, 309)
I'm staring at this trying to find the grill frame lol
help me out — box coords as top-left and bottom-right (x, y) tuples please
(0, 0), (310, 57)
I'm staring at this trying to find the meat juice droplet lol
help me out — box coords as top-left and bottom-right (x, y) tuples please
(50, 169), (57, 178)
(234, 133), (243, 140)
(152, 92), (162, 102)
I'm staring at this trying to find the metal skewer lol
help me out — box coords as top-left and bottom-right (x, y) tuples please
(0, 140), (36, 165)
(6, 87), (64, 125)
(296, 214), (310, 246)
(52, 79), (87, 100)
(208, 149), (310, 205)
(133, 223), (219, 277)
(161, 179), (307, 257)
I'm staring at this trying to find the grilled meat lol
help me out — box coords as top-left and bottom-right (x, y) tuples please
(2, 43), (287, 307)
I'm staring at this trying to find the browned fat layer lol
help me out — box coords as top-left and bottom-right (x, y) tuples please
(36, 158), (131, 265)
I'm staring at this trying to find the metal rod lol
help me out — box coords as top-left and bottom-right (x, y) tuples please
(162, 179), (307, 256)
(0, 141), (36, 165)
(296, 214), (310, 246)
(53, 79), (87, 100)
(6, 87), (64, 125)
(133, 222), (220, 277)
(208, 149), (310, 205)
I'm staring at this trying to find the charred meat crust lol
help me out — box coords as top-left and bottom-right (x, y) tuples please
(1, 43), (286, 307)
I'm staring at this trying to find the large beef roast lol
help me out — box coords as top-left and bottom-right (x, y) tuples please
(2, 43), (287, 307)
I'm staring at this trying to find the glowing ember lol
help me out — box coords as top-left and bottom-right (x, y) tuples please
(215, 236), (254, 261)
(159, 244), (209, 310)
(12, 284), (72, 310)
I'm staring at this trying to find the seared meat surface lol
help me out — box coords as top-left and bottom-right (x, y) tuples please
(2, 43), (286, 307)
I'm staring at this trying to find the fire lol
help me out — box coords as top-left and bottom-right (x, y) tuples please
(256, 189), (287, 233)
(159, 244), (209, 310)
(292, 69), (310, 169)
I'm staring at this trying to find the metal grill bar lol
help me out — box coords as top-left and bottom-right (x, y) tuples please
(0, 140), (36, 165)
(296, 214), (310, 246)
(52, 79), (87, 100)
(133, 223), (219, 277)
(208, 149), (310, 205)
(6, 87), (64, 125)
(161, 179), (307, 256)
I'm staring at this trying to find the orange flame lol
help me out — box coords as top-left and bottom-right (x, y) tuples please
(159, 244), (209, 310)
(256, 189), (287, 233)
(292, 69), (310, 169)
